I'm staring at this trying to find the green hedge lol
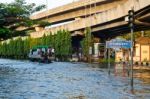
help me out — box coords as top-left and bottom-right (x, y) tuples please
(0, 30), (72, 60)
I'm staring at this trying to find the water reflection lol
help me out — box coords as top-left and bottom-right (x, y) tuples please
(111, 64), (150, 98)
(0, 59), (150, 99)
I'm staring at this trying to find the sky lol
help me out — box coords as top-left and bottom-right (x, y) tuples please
(0, 0), (79, 9)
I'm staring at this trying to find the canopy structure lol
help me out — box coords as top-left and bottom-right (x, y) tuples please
(136, 37), (150, 44)
(32, 45), (49, 50)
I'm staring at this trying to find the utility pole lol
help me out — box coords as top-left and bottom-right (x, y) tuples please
(128, 8), (135, 91)
(108, 48), (111, 75)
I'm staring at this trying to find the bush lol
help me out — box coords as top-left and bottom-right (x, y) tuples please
(99, 58), (115, 63)
(0, 29), (72, 61)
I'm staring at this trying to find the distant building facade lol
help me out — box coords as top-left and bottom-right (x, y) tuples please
(134, 37), (150, 62)
(115, 37), (150, 63)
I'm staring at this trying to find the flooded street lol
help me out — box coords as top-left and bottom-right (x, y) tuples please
(0, 59), (150, 99)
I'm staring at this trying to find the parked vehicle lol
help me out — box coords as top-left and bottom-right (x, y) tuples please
(28, 46), (52, 63)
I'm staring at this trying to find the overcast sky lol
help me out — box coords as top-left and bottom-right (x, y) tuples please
(0, 0), (78, 9)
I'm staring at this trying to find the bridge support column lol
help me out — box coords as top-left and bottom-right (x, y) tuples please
(93, 43), (100, 63)
(92, 37), (101, 63)
(35, 26), (44, 32)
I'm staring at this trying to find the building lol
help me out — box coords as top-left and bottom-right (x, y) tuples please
(115, 37), (150, 64)
(134, 37), (150, 63)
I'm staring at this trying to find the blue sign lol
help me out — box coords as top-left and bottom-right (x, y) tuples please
(106, 38), (132, 49)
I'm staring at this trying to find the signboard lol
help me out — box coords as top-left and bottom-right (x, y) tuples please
(106, 38), (132, 49)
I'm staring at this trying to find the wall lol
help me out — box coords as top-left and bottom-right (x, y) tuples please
(141, 45), (150, 62)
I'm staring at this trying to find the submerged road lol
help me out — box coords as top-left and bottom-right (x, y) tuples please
(0, 59), (150, 99)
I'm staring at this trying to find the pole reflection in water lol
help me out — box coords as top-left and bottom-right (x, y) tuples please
(0, 59), (150, 99)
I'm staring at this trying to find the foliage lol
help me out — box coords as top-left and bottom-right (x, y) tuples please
(0, 29), (72, 60)
(99, 58), (115, 63)
(81, 27), (93, 58)
(0, 0), (45, 18)
(0, 37), (29, 59)
(145, 30), (150, 37)
(118, 30), (150, 40)
(0, 0), (46, 39)
(0, 28), (11, 39)
(54, 30), (72, 61)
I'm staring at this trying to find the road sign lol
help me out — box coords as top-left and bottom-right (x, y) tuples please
(106, 39), (132, 49)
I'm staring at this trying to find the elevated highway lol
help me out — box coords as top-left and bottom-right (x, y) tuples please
(28, 0), (150, 39)
(30, 0), (127, 25)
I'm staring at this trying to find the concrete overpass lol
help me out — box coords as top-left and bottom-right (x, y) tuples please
(17, 0), (127, 31)
(28, 0), (150, 39)
(30, 0), (127, 25)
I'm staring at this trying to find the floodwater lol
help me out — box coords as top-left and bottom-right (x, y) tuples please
(0, 59), (150, 99)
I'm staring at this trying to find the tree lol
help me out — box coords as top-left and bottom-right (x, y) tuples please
(0, 0), (46, 39)
(54, 30), (72, 61)
(118, 30), (150, 40)
(16, 37), (24, 58)
(0, 29), (72, 61)
(0, 28), (11, 39)
(81, 27), (93, 60)
(23, 38), (30, 58)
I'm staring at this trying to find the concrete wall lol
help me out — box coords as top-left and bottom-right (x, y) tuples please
(134, 44), (150, 62)
(134, 44), (140, 62)
(141, 45), (150, 62)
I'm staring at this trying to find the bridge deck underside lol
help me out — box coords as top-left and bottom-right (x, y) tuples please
(93, 24), (150, 39)
(92, 6), (150, 39)
(24, 0), (150, 40)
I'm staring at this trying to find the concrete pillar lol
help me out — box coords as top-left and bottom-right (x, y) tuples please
(94, 43), (100, 57)
(75, 17), (82, 21)
(92, 37), (102, 63)
(35, 26), (44, 32)
(92, 41), (100, 63)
